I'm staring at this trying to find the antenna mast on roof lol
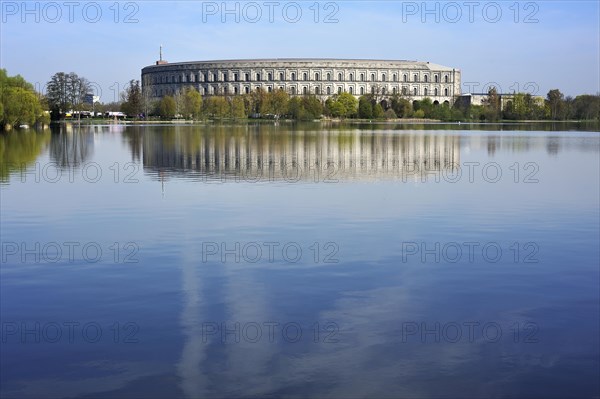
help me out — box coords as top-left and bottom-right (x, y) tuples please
(156, 45), (168, 65)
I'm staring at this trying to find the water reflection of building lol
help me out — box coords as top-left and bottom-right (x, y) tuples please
(141, 127), (461, 182)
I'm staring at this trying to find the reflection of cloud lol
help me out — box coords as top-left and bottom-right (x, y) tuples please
(1, 360), (167, 399)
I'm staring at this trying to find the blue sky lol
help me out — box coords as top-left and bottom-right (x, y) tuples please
(1, 0), (598, 101)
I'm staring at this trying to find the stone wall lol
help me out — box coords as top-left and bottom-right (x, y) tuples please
(141, 59), (461, 104)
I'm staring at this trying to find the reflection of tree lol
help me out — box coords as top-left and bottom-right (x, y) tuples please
(546, 136), (560, 155)
(122, 126), (143, 162)
(0, 129), (51, 182)
(48, 124), (94, 168)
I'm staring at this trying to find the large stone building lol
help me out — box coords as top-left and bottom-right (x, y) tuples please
(141, 58), (461, 104)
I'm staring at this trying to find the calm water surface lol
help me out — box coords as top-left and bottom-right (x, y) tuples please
(1, 123), (599, 398)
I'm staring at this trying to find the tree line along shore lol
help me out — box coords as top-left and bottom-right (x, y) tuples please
(1, 70), (599, 131)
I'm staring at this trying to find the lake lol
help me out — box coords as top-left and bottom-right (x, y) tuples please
(1, 122), (599, 398)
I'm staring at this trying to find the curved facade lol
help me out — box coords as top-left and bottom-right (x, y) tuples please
(141, 58), (461, 104)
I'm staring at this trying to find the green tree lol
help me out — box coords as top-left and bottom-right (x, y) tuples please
(373, 103), (384, 119)
(121, 80), (142, 117)
(158, 95), (176, 119)
(391, 96), (412, 118)
(326, 92), (358, 118)
(383, 108), (397, 119)
(302, 95), (323, 119)
(546, 89), (565, 120)
(418, 98), (434, 118)
(358, 96), (373, 119)
(0, 69), (47, 129)
(230, 96), (246, 119)
(183, 87), (203, 119)
(483, 87), (501, 121)
(46, 72), (91, 120)
(205, 96), (229, 119)
(269, 89), (290, 117)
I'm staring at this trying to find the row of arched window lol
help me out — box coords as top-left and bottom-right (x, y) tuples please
(154, 85), (451, 97)
(149, 71), (452, 85)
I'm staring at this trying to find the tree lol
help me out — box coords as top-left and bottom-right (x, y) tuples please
(121, 80), (142, 117)
(0, 69), (47, 129)
(302, 95), (323, 119)
(326, 92), (358, 118)
(183, 87), (203, 119)
(391, 95), (412, 118)
(158, 95), (176, 119)
(205, 96), (229, 119)
(230, 96), (246, 119)
(546, 89), (565, 120)
(571, 94), (600, 121)
(483, 87), (501, 121)
(358, 96), (373, 119)
(373, 103), (384, 119)
(46, 72), (91, 120)
(383, 108), (397, 119)
(268, 89), (290, 117)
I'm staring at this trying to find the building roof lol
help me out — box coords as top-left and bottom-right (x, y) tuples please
(142, 58), (457, 71)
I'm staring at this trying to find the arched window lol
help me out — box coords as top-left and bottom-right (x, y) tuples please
(338, 73), (342, 81)
(444, 75), (449, 83)
(434, 75), (439, 83)
(444, 88), (448, 96)
(434, 88), (438, 96)
(268, 87), (272, 92)
(327, 86), (331, 95)
(403, 74), (407, 82)
(268, 73), (273, 81)
(245, 87), (250, 94)
(424, 75), (428, 83)
(338, 87), (342, 94)
(402, 87), (407, 95)
(213, 73), (217, 82)
(382, 87), (386, 95)
(256, 73), (261, 81)
(382, 74), (386, 81)
(291, 72), (296, 81)
(315, 87), (320, 95)
(413, 74), (418, 82)
(291, 87), (296, 95)
(424, 88), (428, 96)
(393, 87), (397, 95)
(280, 72), (284, 81)
(393, 74), (397, 82)
(303, 72), (308, 81)
(327, 72), (331, 81)
(349, 73), (354, 81)
(303, 86), (308, 94)
(234, 73), (238, 82)
(349, 87), (353, 94)
(245, 73), (249, 81)
(315, 73), (320, 81)
(361, 73), (365, 81)
(223, 74), (228, 82)
(371, 73), (376, 81)
(234, 87), (238, 94)
(413, 87), (418, 95)
(360, 87), (364, 95)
